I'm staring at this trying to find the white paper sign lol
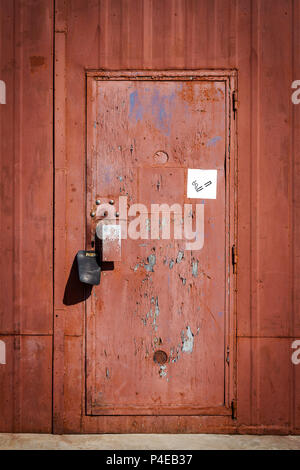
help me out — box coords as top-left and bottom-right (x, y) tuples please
(187, 169), (217, 199)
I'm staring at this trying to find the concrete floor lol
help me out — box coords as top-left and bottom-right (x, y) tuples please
(0, 433), (300, 450)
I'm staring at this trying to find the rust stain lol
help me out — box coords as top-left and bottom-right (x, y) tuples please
(30, 56), (46, 72)
(153, 350), (168, 364)
(177, 82), (194, 104)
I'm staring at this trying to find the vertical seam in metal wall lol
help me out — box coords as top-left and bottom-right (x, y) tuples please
(98, 0), (100, 69)
(233, 0), (238, 424)
(12, 0), (17, 432)
(255, 0), (262, 428)
(214, 0), (217, 67)
(249, 0), (254, 427)
(291, 0), (295, 434)
(52, 0), (55, 435)
(13, 0), (22, 433)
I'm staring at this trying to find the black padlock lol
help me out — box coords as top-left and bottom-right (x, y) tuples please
(76, 250), (101, 285)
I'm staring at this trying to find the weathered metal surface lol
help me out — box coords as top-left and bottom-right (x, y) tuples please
(85, 71), (235, 417)
(0, 335), (52, 432)
(97, 224), (122, 262)
(0, 0), (53, 432)
(52, 0), (300, 434)
(1, 0), (299, 434)
(0, 0), (53, 335)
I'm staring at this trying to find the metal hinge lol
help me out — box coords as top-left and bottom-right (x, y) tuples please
(232, 244), (238, 273)
(231, 399), (237, 420)
(232, 90), (238, 115)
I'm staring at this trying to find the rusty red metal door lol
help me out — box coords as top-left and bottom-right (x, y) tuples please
(84, 70), (236, 418)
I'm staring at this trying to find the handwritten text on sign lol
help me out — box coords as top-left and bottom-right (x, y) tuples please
(187, 169), (217, 199)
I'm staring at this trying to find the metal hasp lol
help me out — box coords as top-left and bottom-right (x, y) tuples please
(76, 250), (101, 285)
(76, 223), (121, 285)
(96, 223), (121, 262)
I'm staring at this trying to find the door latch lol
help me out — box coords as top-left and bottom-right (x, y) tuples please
(76, 198), (122, 285)
(96, 223), (121, 262)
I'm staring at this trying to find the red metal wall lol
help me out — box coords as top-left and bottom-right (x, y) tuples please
(0, 0), (53, 432)
(0, 0), (300, 434)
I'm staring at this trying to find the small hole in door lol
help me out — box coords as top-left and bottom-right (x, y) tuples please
(153, 350), (168, 365)
(153, 151), (168, 164)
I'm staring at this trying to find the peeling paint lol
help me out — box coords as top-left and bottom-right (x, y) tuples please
(142, 296), (160, 331)
(144, 254), (156, 272)
(179, 274), (186, 285)
(169, 259), (174, 269)
(145, 218), (151, 233)
(181, 326), (194, 353)
(170, 345), (181, 363)
(159, 365), (167, 378)
(151, 89), (176, 136)
(192, 259), (199, 277)
(129, 87), (176, 135)
(176, 250), (184, 263)
(206, 135), (221, 147)
(151, 296), (160, 331)
(129, 90), (144, 122)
